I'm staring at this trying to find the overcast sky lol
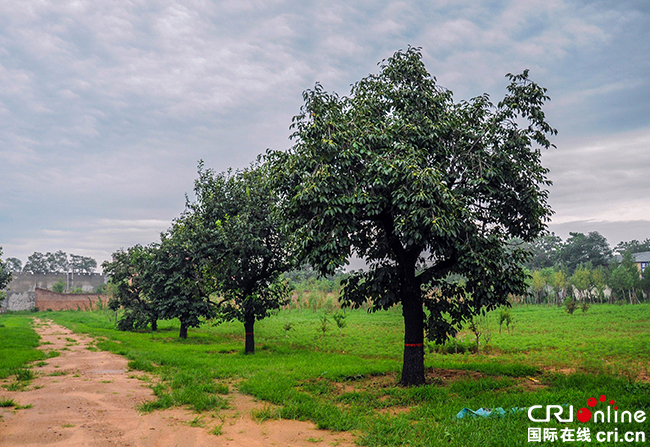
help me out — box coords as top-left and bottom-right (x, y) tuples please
(1, 0), (649, 270)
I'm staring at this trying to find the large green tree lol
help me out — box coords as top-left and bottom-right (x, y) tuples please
(525, 233), (562, 270)
(5, 257), (23, 273)
(22, 252), (49, 274)
(69, 254), (98, 274)
(558, 232), (612, 273)
(272, 48), (556, 385)
(614, 238), (650, 256)
(178, 161), (292, 353)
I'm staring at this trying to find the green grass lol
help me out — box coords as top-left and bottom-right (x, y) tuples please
(3, 304), (650, 446)
(0, 315), (44, 386)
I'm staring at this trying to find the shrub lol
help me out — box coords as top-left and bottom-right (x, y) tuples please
(565, 298), (578, 314)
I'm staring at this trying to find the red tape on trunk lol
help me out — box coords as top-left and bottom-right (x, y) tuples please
(404, 343), (424, 347)
(245, 332), (253, 336)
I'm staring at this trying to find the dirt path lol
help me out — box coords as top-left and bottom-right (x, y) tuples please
(0, 319), (356, 447)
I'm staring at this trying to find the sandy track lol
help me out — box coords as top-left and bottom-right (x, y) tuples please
(0, 319), (355, 447)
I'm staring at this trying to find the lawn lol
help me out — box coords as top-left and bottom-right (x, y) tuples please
(2, 304), (649, 446)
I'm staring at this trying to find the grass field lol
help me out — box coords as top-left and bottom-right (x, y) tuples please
(2, 304), (649, 446)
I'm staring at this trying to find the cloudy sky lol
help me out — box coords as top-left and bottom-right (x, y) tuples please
(1, 0), (649, 270)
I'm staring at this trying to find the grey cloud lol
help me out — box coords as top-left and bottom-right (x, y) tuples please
(1, 0), (649, 269)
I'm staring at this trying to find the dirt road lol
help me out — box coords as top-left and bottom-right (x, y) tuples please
(0, 319), (355, 447)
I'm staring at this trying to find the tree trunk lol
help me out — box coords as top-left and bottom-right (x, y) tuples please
(150, 318), (158, 332)
(244, 317), (255, 354)
(179, 321), (188, 339)
(400, 283), (425, 386)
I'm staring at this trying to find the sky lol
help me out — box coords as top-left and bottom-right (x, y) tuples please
(1, 0), (649, 271)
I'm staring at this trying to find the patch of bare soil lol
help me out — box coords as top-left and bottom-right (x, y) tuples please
(0, 320), (355, 447)
(425, 368), (486, 384)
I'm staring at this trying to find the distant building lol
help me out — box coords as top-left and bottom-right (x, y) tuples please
(614, 251), (650, 275)
(632, 251), (650, 273)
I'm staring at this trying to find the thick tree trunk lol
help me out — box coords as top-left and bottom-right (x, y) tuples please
(400, 284), (425, 386)
(244, 318), (255, 354)
(150, 318), (158, 332)
(179, 321), (188, 339)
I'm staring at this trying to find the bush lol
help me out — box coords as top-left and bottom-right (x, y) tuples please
(565, 298), (578, 314)
(52, 279), (66, 293)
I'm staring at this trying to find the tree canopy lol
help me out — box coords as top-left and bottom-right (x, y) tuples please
(177, 161), (293, 352)
(0, 248), (12, 295)
(271, 47), (556, 385)
(614, 238), (650, 256)
(22, 251), (97, 274)
(102, 245), (161, 331)
(5, 257), (22, 273)
(557, 232), (612, 273)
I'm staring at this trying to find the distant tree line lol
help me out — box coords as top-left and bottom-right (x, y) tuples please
(522, 232), (650, 305)
(3, 251), (97, 275)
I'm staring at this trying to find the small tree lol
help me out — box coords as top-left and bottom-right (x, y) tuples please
(565, 298), (578, 314)
(498, 308), (512, 333)
(102, 245), (161, 332)
(570, 265), (592, 302)
(332, 311), (347, 335)
(530, 270), (546, 304)
(179, 161), (293, 352)
(146, 233), (214, 339)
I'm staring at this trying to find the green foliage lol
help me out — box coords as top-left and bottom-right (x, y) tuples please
(565, 298), (578, 314)
(0, 248), (12, 294)
(102, 245), (161, 332)
(283, 322), (294, 337)
(177, 160), (293, 352)
(69, 253), (97, 274)
(51, 278), (66, 293)
(332, 311), (347, 334)
(4, 257), (22, 273)
(558, 232), (612, 273)
(271, 48), (556, 384)
(614, 238), (650, 256)
(608, 251), (642, 303)
(0, 398), (17, 407)
(318, 313), (328, 334)
(21, 250), (97, 274)
(498, 308), (512, 333)
(0, 316), (46, 384)
(525, 233), (562, 270)
(148, 233), (214, 339)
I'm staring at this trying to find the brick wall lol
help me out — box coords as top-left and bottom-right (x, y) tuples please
(2, 272), (106, 311)
(34, 288), (109, 311)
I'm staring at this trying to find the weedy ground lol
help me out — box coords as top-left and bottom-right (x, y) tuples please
(1, 304), (649, 446)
